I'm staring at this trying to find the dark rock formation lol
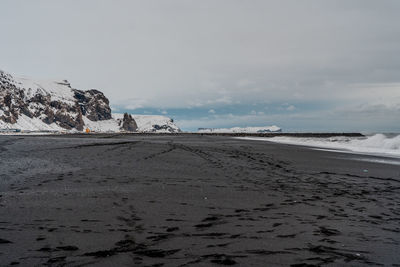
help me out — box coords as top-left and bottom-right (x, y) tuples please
(153, 124), (173, 132)
(121, 113), (138, 132)
(43, 108), (54, 124)
(151, 119), (181, 133)
(75, 109), (84, 131)
(74, 89), (112, 121)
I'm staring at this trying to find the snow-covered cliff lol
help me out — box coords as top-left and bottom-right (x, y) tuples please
(0, 70), (180, 133)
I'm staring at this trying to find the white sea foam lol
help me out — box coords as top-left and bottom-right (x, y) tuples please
(240, 134), (400, 158)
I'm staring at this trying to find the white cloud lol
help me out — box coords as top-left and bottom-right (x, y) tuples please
(336, 102), (400, 116)
(286, 105), (296, 111)
(2, 1), (400, 131)
(114, 97), (148, 110)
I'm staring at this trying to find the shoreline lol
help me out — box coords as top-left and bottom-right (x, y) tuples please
(0, 134), (398, 266)
(1, 132), (365, 138)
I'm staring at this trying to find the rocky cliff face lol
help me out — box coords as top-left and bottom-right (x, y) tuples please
(0, 70), (113, 131)
(73, 89), (112, 122)
(0, 69), (181, 133)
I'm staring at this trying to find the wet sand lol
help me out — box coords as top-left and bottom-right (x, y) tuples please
(0, 134), (399, 266)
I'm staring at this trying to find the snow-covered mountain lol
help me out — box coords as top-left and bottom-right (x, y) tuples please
(84, 113), (180, 133)
(198, 126), (281, 133)
(0, 69), (180, 133)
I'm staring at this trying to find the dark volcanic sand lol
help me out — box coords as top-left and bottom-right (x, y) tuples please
(0, 135), (399, 266)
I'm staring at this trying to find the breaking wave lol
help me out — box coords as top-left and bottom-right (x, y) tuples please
(246, 134), (400, 157)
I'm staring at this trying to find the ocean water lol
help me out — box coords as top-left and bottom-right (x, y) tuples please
(241, 133), (400, 158)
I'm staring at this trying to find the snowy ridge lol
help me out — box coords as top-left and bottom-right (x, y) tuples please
(130, 115), (180, 133)
(198, 125), (281, 133)
(14, 76), (75, 104)
(83, 114), (180, 133)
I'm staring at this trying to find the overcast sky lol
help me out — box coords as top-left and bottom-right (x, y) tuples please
(1, 0), (400, 132)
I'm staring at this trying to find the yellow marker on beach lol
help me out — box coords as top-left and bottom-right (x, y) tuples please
(85, 128), (90, 133)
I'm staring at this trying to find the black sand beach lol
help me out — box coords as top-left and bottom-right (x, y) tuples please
(0, 134), (399, 266)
